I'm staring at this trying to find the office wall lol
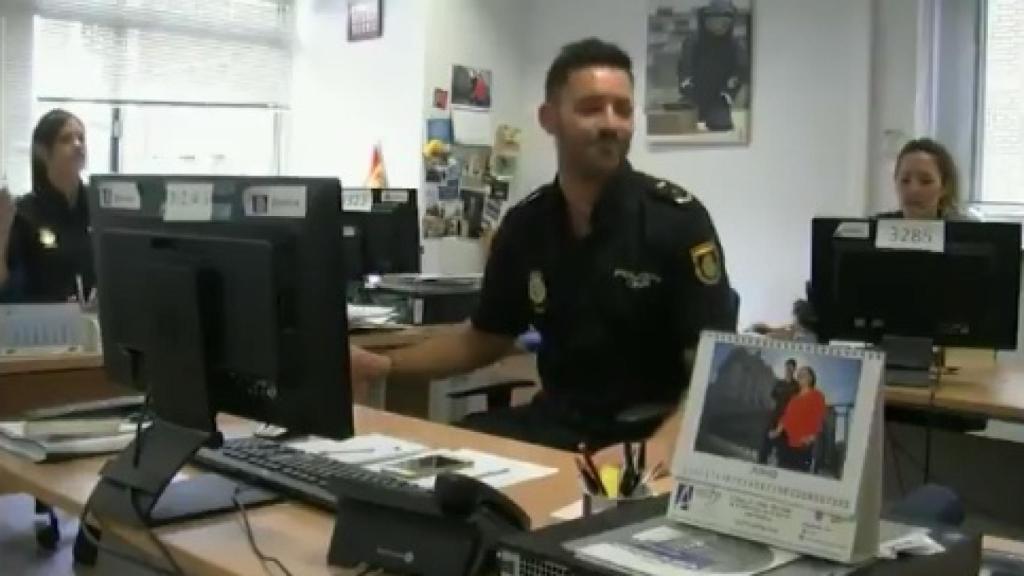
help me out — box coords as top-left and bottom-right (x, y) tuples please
(285, 0), (427, 189)
(515, 0), (874, 327)
(868, 0), (933, 215)
(418, 0), (530, 274)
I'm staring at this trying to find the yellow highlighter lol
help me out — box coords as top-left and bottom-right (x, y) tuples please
(599, 465), (621, 498)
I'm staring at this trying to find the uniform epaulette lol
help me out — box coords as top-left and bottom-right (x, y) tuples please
(520, 188), (545, 205)
(644, 177), (696, 207)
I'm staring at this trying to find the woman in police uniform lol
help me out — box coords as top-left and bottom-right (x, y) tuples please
(753, 137), (965, 337)
(0, 109), (94, 303)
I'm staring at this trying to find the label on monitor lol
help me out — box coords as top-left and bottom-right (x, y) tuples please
(833, 221), (870, 240)
(97, 181), (141, 210)
(381, 190), (410, 204)
(875, 219), (944, 253)
(342, 189), (373, 212)
(164, 182), (214, 222)
(242, 185), (307, 218)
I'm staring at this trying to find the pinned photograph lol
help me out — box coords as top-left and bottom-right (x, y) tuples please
(451, 65), (493, 110)
(646, 0), (753, 144)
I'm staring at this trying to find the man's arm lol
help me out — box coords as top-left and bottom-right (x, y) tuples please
(0, 186), (14, 288)
(348, 325), (515, 400)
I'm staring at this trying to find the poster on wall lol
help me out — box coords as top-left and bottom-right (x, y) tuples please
(451, 65), (493, 110)
(646, 0), (753, 145)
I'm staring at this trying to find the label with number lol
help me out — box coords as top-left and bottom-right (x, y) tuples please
(342, 189), (373, 213)
(164, 182), (214, 222)
(98, 181), (141, 210)
(875, 219), (945, 253)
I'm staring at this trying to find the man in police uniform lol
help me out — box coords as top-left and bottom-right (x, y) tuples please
(350, 38), (736, 451)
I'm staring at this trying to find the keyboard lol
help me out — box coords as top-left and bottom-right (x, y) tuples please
(193, 437), (429, 512)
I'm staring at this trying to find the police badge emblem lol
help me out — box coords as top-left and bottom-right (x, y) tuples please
(528, 270), (546, 312)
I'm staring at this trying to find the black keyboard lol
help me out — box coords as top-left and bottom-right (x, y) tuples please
(192, 437), (429, 512)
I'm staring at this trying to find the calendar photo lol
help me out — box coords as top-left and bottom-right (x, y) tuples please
(696, 343), (861, 480)
(671, 332), (884, 518)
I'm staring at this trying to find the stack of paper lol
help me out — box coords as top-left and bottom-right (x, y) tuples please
(366, 447), (558, 490)
(0, 396), (142, 463)
(347, 304), (398, 330)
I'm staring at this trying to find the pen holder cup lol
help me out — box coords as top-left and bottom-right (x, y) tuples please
(581, 483), (654, 517)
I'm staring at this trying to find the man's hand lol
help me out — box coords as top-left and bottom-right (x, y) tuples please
(0, 185), (14, 237)
(348, 345), (391, 403)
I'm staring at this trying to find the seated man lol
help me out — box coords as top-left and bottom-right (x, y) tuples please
(348, 38), (736, 451)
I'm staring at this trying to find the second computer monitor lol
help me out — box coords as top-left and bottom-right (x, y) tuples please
(342, 188), (421, 279)
(810, 217), (1021, 350)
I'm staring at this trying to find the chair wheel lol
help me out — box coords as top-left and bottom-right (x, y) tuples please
(35, 523), (60, 551)
(73, 524), (100, 566)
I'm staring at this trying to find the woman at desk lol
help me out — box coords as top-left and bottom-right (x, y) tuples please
(0, 109), (94, 303)
(753, 137), (964, 337)
(769, 366), (826, 472)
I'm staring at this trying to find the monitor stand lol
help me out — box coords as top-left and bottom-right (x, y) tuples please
(881, 335), (935, 388)
(86, 418), (279, 528)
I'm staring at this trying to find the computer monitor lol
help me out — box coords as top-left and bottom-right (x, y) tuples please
(810, 218), (1021, 350)
(342, 188), (421, 279)
(85, 174), (352, 525)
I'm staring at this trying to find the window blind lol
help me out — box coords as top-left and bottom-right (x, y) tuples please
(32, 0), (294, 107)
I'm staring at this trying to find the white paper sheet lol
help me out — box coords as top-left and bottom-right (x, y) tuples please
(452, 108), (492, 146)
(288, 434), (428, 466)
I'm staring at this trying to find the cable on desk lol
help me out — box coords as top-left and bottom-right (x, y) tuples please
(77, 501), (183, 576)
(232, 485), (295, 576)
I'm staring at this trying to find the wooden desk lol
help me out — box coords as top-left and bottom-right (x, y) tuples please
(0, 407), (580, 576)
(885, 361), (1024, 423)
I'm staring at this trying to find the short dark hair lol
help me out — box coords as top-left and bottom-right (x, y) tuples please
(895, 138), (960, 216)
(545, 37), (634, 101)
(785, 358), (797, 368)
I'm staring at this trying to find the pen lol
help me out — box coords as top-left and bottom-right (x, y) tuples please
(621, 443), (637, 497)
(574, 457), (601, 495)
(578, 443), (606, 496)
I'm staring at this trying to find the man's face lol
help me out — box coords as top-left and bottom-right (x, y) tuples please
(540, 66), (634, 179)
(785, 363), (796, 378)
(705, 15), (734, 36)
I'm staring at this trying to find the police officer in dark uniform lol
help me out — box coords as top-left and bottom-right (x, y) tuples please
(0, 109), (94, 303)
(350, 38), (736, 451)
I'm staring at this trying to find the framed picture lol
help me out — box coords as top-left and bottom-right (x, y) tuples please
(451, 65), (493, 110)
(646, 0), (753, 145)
(348, 0), (382, 42)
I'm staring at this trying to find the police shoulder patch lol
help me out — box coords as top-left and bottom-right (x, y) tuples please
(689, 240), (722, 286)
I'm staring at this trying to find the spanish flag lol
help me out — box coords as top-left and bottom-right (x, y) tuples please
(365, 143), (388, 188)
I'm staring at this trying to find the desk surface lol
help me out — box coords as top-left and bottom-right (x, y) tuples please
(0, 406), (581, 576)
(885, 361), (1024, 422)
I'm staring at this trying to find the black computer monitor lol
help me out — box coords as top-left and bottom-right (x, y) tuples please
(810, 218), (1021, 350)
(86, 174), (352, 525)
(342, 188), (421, 279)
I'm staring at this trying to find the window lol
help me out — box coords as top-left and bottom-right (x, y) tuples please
(4, 0), (293, 195)
(976, 0), (1024, 204)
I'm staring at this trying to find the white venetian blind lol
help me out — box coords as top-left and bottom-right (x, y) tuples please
(979, 0), (1024, 203)
(32, 0), (294, 107)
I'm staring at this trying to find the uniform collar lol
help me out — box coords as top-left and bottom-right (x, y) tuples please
(549, 161), (635, 239)
(35, 178), (88, 221)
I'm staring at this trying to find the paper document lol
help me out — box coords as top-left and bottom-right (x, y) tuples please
(288, 434), (427, 466)
(551, 499), (584, 521)
(347, 304), (397, 328)
(568, 518), (799, 576)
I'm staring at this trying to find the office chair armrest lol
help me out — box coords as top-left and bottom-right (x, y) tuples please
(447, 379), (537, 411)
(447, 379), (536, 400)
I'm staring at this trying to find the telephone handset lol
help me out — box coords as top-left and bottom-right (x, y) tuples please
(328, 469), (530, 576)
